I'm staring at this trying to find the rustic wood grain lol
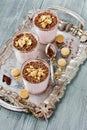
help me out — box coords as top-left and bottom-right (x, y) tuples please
(0, 0), (87, 130)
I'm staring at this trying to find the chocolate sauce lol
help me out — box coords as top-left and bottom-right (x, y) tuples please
(47, 46), (55, 58)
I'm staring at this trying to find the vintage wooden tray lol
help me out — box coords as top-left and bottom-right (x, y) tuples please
(0, 6), (87, 119)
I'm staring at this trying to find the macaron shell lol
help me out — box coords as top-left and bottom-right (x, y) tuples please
(58, 58), (67, 67)
(61, 47), (70, 57)
(20, 89), (29, 99)
(56, 34), (64, 44)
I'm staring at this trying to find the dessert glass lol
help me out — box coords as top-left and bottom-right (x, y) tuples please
(21, 59), (50, 94)
(33, 11), (58, 44)
(13, 32), (39, 64)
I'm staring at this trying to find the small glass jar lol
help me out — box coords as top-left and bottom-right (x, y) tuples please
(21, 59), (50, 94)
(33, 10), (58, 44)
(12, 32), (39, 64)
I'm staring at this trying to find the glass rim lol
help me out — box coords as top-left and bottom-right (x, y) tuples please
(12, 32), (39, 53)
(33, 10), (58, 31)
(21, 58), (50, 84)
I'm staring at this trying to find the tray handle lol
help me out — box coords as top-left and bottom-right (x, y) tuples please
(48, 6), (85, 29)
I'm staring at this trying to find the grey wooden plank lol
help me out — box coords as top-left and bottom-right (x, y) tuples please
(80, 0), (87, 29)
(81, 0), (87, 20)
(41, 0), (85, 14)
(0, 108), (37, 130)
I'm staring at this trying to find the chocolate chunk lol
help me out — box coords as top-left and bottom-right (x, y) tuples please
(2, 75), (11, 85)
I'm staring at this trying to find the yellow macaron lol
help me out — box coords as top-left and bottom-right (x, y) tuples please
(55, 34), (64, 44)
(57, 58), (67, 67)
(19, 89), (29, 99)
(61, 47), (70, 57)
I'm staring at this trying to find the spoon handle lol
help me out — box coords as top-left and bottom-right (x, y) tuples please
(50, 59), (54, 84)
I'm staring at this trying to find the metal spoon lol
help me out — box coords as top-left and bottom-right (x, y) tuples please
(45, 43), (57, 85)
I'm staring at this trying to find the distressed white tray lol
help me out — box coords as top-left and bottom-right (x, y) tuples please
(0, 6), (87, 119)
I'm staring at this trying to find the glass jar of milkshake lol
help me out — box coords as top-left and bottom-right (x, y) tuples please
(33, 11), (58, 44)
(13, 32), (39, 64)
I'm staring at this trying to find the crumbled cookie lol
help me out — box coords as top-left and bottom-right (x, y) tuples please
(34, 12), (57, 29)
(39, 14), (52, 29)
(15, 35), (32, 48)
(54, 71), (59, 80)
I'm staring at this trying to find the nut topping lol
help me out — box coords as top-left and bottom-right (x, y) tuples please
(13, 33), (38, 52)
(34, 12), (58, 29)
(22, 61), (49, 83)
(26, 67), (46, 81)
(38, 14), (52, 29)
(41, 22), (48, 29)
(15, 35), (32, 47)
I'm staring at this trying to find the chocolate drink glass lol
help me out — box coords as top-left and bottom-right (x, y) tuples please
(21, 59), (50, 94)
(33, 11), (58, 44)
(13, 32), (39, 64)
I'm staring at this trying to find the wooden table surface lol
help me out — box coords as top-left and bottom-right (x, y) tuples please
(0, 0), (87, 130)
